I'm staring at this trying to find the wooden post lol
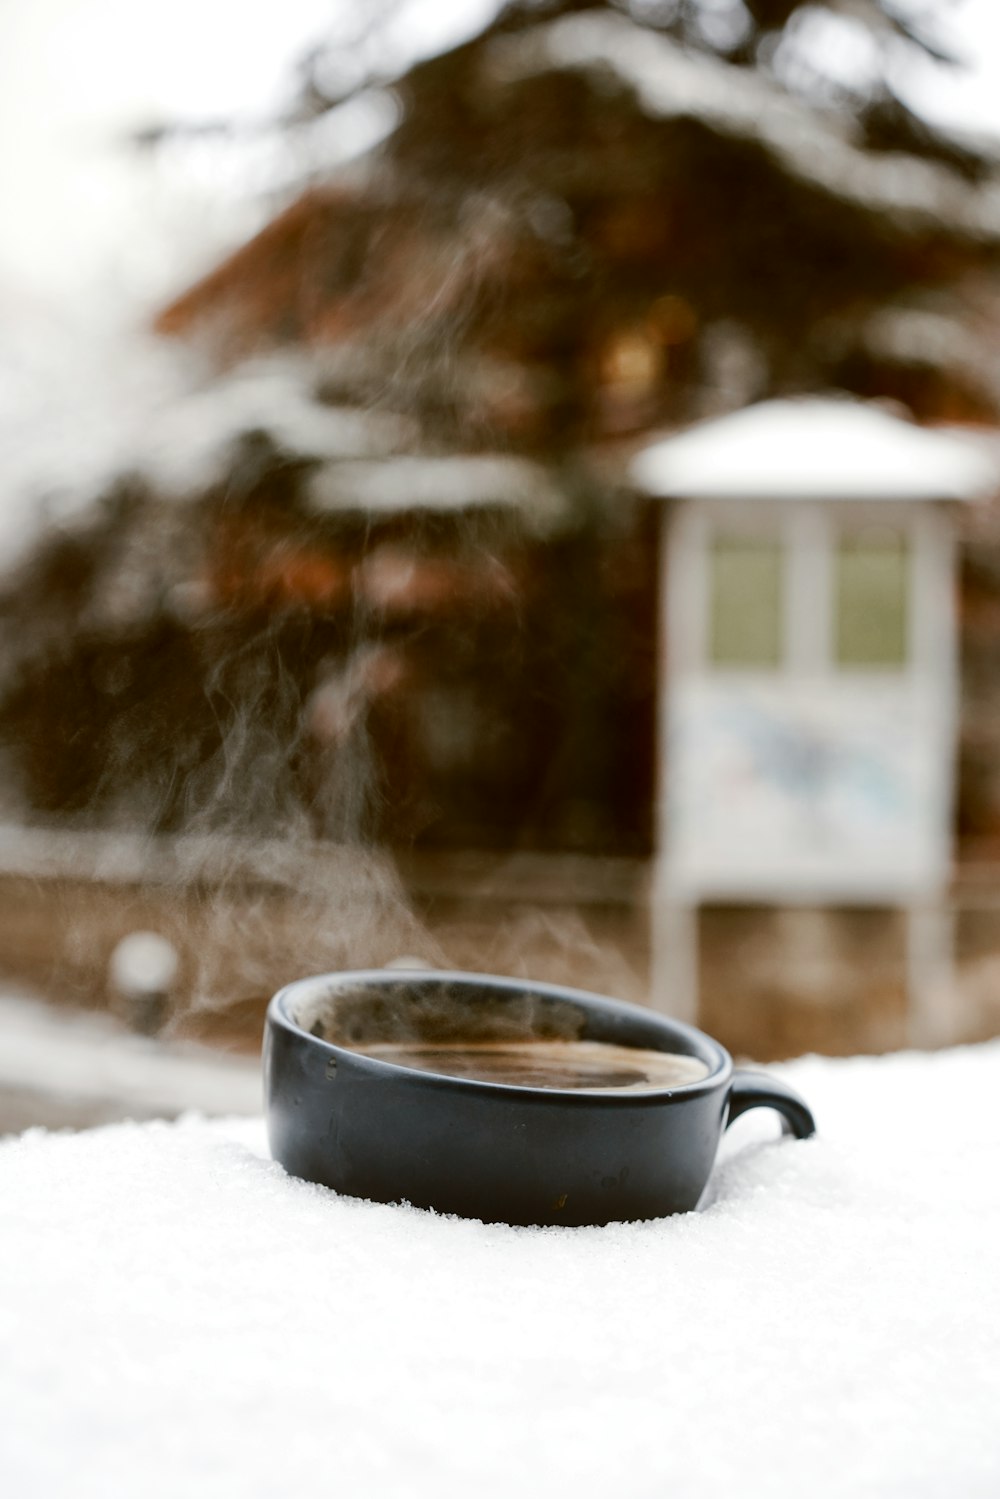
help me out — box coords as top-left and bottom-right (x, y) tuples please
(905, 901), (955, 1049)
(650, 884), (699, 1025)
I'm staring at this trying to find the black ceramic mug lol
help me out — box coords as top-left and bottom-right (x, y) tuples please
(264, 969), (815, 1226)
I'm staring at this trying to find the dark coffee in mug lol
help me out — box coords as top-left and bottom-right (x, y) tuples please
(340, 1037), (709, 1092)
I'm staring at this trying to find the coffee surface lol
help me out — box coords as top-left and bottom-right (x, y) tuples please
(344, 1038), (709, 1091)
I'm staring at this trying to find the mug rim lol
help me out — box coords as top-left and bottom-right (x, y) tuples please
(268, 968), (733, 1104)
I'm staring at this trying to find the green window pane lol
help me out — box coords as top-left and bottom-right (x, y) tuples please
(709, 535), (783, 668)
(835, 528), (909, 668)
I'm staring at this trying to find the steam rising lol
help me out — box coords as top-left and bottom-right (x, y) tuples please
(178, 843), (444, 1023)
(294, 974), (586, 1046)
(286, 973), (711, 1092)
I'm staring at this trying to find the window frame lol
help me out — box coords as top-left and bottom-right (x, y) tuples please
(833, 523), (911, 671)
(706, 531), (786, 671)
(665, 498), (950, 684)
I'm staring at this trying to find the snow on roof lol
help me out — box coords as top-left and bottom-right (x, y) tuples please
(630, 397), (1000, 502)
(307, 454), (569, 527)
(0, 328), (419, 575)
(139, 358), (417, 495)
(862, 303), (1000, 404)
(492, 13), (1000, 240)
(0, 289), (568, 578)
(2, 1041), (999, 1496)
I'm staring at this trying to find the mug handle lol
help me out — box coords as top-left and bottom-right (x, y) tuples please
(726, 1070), (816, 1139)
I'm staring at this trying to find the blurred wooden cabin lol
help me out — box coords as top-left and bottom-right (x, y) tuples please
(6, 4), (1000, 1056)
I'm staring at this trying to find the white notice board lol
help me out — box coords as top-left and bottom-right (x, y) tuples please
(664, 678), (953, 902)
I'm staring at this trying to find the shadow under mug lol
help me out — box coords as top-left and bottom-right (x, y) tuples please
(264, 969), (816, 1226)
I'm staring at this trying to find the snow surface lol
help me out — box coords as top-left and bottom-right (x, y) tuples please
(631, 396), (1000, 501)
(0, 993), (260, 1126)
(2, 1042), (999, 1497)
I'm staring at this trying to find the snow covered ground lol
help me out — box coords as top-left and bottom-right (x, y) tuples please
(1, 1042), (998, 1497)
(0, 992), (260, 1133)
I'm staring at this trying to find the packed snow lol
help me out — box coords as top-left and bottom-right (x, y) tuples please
(2, 1041), (998, 1497)
(631, 396), (1000, 501)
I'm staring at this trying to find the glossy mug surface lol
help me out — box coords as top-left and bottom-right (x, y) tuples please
(264, 970), (816, 1226)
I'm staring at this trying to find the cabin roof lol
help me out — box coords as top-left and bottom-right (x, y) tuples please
(630, 397), (1000, 503)
(497, 11), (1000, 240)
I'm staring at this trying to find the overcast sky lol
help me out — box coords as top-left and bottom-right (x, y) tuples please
(0, 0), (497, 309)
(1, 0), (1000, 313)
